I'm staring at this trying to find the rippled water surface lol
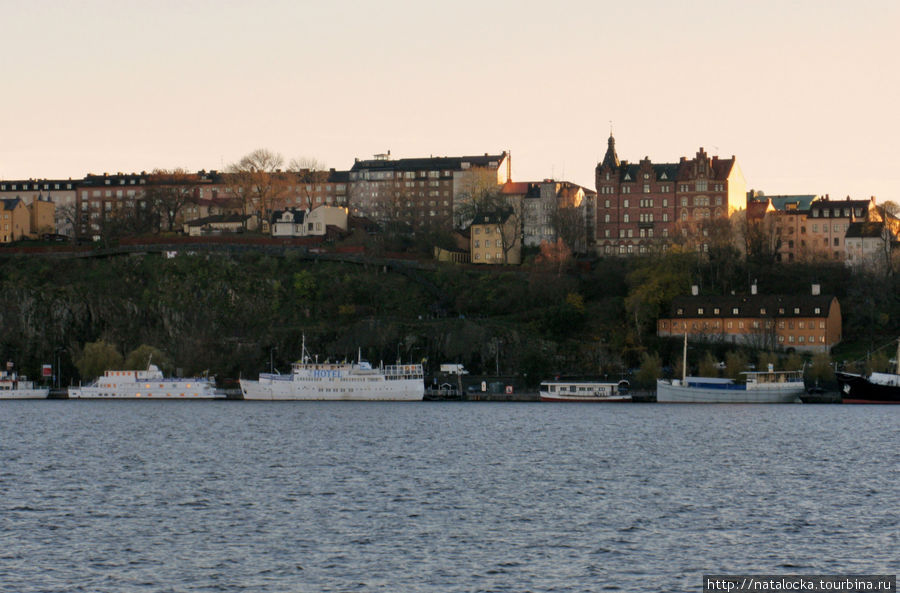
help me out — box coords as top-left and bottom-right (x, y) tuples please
(2, 401), (898, 592)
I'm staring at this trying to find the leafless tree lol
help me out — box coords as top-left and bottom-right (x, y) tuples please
(144, 169), (198, 232)
(226, 149), (290, 229)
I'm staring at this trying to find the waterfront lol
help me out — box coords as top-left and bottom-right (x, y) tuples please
(2, 401), (897, 592)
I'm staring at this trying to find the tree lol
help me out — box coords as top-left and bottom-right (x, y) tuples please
(124, 344), (171, 373)
(75, 340), (123, 380)
(144, 169), (198, 232)
(289, 157), (327, 209)
(453, 168), (504, 229)
(634, 351), (662, 388)
(724, 350), (748, 381)
(698, 351), (720, 377)
(226, 149), (290, 229)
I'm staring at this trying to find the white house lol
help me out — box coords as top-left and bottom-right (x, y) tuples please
(271, 206), (348, 237)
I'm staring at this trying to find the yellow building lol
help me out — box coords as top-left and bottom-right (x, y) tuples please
(470, 210), (521, 265)
(1, 198), (31, 243)
(28, 196), (56, 237)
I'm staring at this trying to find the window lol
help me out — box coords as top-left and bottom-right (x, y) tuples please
(623, 199), (630, 208)
(643, 184), (650, 193)
(698, 308), (704, 315)
(732, 308), (739, 315)
(696, 180), (708, 191)
(623, 214), (629, 223)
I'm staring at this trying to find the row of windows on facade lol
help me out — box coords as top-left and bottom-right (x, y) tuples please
(352, 170), (456, 181)
(810, 208), (864, 218)
(604, 243), (682, 255)
(473, 252), (505, 261)
(598, 182), (725, 194)
(676, 305), (822, 316)
(0, 182), (74, 191)
(474, 239), (503, 248)
(472, 226), (502, 235)
(601, 196), (724, 208)
(664, 320), (828, 344)
(782, 238), (842, 249)
(778, 223), (849, 234)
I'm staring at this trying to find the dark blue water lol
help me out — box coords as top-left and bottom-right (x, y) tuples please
(1, 401), (897, 593)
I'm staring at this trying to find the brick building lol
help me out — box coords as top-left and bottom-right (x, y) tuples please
(594, 134), (746, 255)
(657, 284), (841, 353)
(348, 152), (510, 230)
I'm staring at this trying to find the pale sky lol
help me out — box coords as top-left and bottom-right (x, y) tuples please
(2, 0), (898, 203)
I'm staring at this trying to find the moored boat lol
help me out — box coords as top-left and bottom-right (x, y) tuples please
(656, 370), (805, 403)
(0, 365), (49, 400)
(835, 339), (900, 404)
(240, 338), (424, 401)
(656, 334), (804, 403)
(68, 364), (219, 399)
(540, 379), (631, 402)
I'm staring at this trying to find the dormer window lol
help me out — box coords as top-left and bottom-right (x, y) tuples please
(698, 308), (704, 315)
(794, 307), (800, 314)
(732, 308), (739, 315)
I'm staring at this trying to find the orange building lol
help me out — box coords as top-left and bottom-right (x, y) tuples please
(1, 198), (31, 242)
(657, 285), (841, 353)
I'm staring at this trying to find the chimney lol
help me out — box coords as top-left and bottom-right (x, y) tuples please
(691, 285), (699, 296)
(811, 283), (821, 296)
(751, 281), (758, 295)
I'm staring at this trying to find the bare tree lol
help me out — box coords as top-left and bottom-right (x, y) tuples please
(453, 168), (503, 229)
(226, 149), (290, 229)
(144, 169), (198, 232)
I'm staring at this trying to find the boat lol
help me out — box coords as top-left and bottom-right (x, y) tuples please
(67, 364), (219, 399)
(655, 334), (805, 403)
(0, 365), (49, 400)
(540, 379), (631, 402)
(835, 339), (900, 404)
(240, 338), (424, 401)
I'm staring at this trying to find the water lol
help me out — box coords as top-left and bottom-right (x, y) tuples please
(2, 401), (897, 593)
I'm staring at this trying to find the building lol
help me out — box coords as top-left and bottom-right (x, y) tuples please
(0, 179), (76, 236)
(185, 214), (251, 236)
(469, 210), (521, 265)
(503, 180), (594, 251)
(844, 221), (895, 272)
(1, 198), (30, 242)
(348, 152), (511, 230)
(271, 205), (348, 237)
(746, 192), (883, 263)
(657, 284), (841, 353)
(595, 134), (746, 255)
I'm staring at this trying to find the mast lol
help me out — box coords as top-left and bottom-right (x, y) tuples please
(896, 338), (900, 375)
(682, 333), (688, 382)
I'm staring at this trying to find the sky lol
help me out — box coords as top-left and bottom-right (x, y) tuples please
(2, 0), (899, 203)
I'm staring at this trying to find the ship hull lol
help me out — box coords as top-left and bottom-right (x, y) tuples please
(656, 380), (803, 403)
(0, 388), (49, 400)
(68, 381), (219, 399)
(835, 372), (900, 404)
(240, 377), (424, 401)
(539, 393), (631, 403)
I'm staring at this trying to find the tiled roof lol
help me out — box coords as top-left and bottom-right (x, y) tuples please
(668, 294), (836, 319)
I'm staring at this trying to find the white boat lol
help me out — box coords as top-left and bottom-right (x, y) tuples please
(0, 368), (49, 400)
(540, 379), (631, 402)
(240, 339), (424, 401)
(656, 333), (804, 403)
(656, 371), (805, 403)
(68, 364), (219, 399)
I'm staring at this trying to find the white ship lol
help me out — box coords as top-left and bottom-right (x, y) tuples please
(0, 367), (49, 400)
(240, 340), (424, 401)
(68, 364), (219, 399)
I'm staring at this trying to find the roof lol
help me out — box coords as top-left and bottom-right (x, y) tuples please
(471, 210), (514, 226)
(667, 293), (837, 319)
(351, 152), (507, 173)
(271, 208), (306, 223)
(1, 198), (23, 211)
(765, 195), (818, 211)
(501, 181), (541, 198)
